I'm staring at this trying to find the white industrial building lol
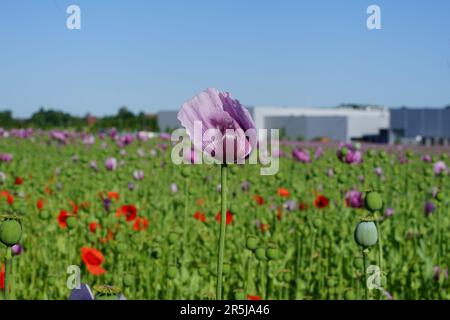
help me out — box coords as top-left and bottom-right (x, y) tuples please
(157, 106), (390, 142)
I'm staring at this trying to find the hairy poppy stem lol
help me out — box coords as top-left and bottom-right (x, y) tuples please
(4, 247), (12, 300)
(362, 248), (369, 300)
(216, 163), (228, 300)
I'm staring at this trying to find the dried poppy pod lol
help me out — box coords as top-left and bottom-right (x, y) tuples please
(0, 216), (23, 247)
(93, 285), (124, 300)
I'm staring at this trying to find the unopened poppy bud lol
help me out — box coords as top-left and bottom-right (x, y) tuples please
(246, 236), (258, 251)
(367, 149), (376, 158)
(39, 210), (50, 220)
(0, 219), (23, 247)
(344, 290), (355, 300)
(181, 167), (191, 177)
(234, 289), (245, 300)
(123, 274), (134, 287)
(266, 246), (279, 260)
(341, 147), (349, 157)
(168, 232), (178, 245)
(255, 247), (266, 261)
(167, 266), (178, 279)
(364, 191), (383, 212)
(436, 192), (445, 202)
(66, 216), (77, 229)
(354, 221), (378, 247)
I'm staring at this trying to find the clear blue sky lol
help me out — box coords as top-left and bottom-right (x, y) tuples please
(1, 0), (449, 118)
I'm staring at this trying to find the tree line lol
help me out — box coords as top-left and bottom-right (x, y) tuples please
(0, 107), (159, 131)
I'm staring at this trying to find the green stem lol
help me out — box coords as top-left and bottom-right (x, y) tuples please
(4, 247), (12, 300)
(362, 248), (369, 300)
(265, 261), (271, 299)
(216, 164), (228, 300)
(244, 252), (251, 295)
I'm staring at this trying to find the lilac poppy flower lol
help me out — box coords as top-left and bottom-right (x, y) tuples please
(314, 146), (323, 160)
(11, 244), (24, 256)
(384, 208), (394, 218)
(90, 161), (98, 171)
(292, 148), (311, 163)
(433, 161), (447, 176)
(345, 190), (364, 209)
(327, 168), (334, 177)
(72, 154), (79, 163)
(128, 182), (135, 191)
(105, 157), (117, 171)
(103, 198), (112, 212)
(337, 143), (362, 165)
(422, 154), (432, 163)
(170, 183), (178, 193)
(108, 128), (118, 140)
(133, 170), (145, 181)
(284, 200), (297, 211)
(137, 149), (145, 157)
(150, 149), (158, 157)
(177, 88), (257, 164)
(424, 201), (435, 216)
(119, 149), (127, 157)
(434, 266), (449, 281)
(0, 153), (13, 162)
(119, 134), (134, 146)
(160, 132), (171, 141)
(374, 167), (383, 177)
(241, 180), (250, 192)
(137, 131), (149, 142)
(0, 172), (6, 183)
(83, 134), (95, 145)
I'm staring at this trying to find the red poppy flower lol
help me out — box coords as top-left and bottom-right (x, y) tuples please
(116, 205), (137, 221)
(37, 198), (44, 210)
(70, 201), (79, 214)
(193, 211), (206, 222)
(99, 229), (114, 244)
(133, 217), (149, 231)
(253, 195), (265, 206)
(247, 295), (262, 300)
(260, 223), (270, 233)
(1, 191), (14, 205)
(58, 210), (68, 228)
(277, 208), (282, 221)
(277, 188), (290, 197)
(14, 177), (23, 185)
(196, 198), (205, 206)
(81, 247), (106, 276)
(314, 195), (329, 209)
(216, 210), (233, 225)
(0, 264), (4, 290)
(107, 191), (120, 201)
(44, 186), (53, 195)
(299, 202), (309, 211)
(89, 222), (99, 233)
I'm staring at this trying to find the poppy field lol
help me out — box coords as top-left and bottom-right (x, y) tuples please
(0, 127), (449, 300)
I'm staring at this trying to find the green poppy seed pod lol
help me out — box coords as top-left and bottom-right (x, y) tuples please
(354, 142), (361, 150)
(364, 191), (383, 212)
(234, 289), (245, 300)
(66, 217), (77, 229)
(255, 247), (267, 261)
(367, 149), (376, 158)
(181, 166), (191, 177)
(436, 192), (445, 202)
(246, 236), (258, 251)
(379, 150), (387, 159)
(344, 290), (355, 300)
(0, 219), (23, 247)
(222, 263), (231, 275)
(406, 150), (413, 158)
(354, 221), (378, 247)
(117, 243), (127, 253)
(167, 266), (178, 279)
(168, 232), (178, 245)
(123, 274), (134, 287)
(266, 247), (279, 260)
(39, 210), (50, 220)
(341, 147), (349, 157)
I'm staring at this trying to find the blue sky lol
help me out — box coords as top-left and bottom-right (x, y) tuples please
(1, 0), (449, 118)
